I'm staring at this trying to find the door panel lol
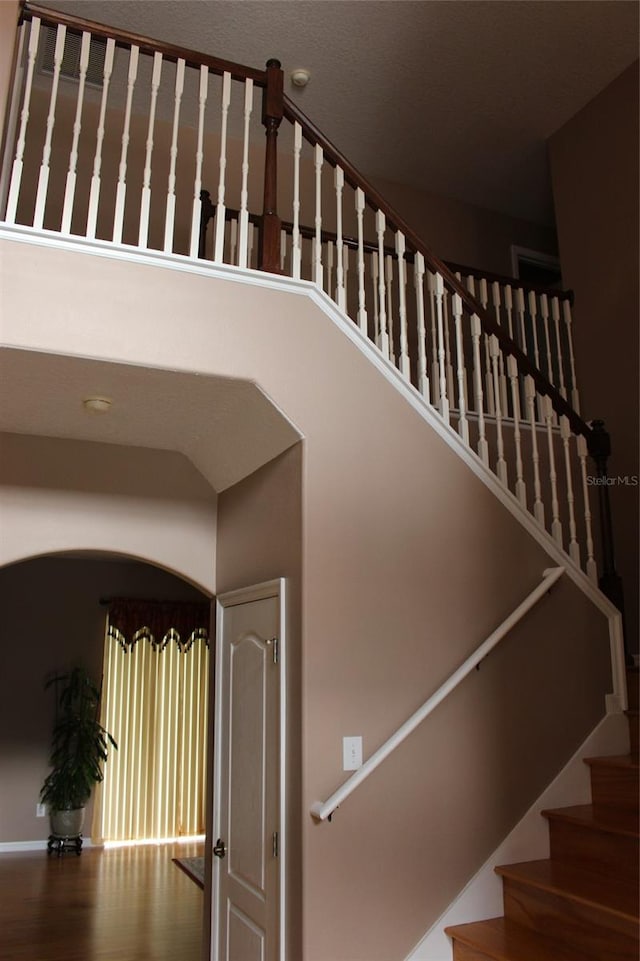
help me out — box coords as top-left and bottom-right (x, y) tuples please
(213, 581), (284, 961)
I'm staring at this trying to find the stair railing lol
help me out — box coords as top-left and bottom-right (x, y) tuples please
(278, 84), (626, 642)
(311, 567), (565, 822)
(0, 5), (626, 650)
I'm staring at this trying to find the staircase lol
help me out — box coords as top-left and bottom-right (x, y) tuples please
(446, 669), (639, 961)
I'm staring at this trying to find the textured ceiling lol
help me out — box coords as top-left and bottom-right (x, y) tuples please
(0, 349), (301, 492)
(48, 0), (639, 225)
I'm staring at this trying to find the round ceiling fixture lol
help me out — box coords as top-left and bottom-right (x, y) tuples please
(83, 396), (112, 414)
(291, 68), (311, 88)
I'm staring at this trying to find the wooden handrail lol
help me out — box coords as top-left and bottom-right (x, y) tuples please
(283, 94), (588, 438)
(20, 2), (268, 85)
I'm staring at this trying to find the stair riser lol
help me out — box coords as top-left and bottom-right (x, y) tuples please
(547, 819), (639, 885)
(502, 878), (639, 961)
(452, 943), (493, 961)
(590, 766), (639, 812)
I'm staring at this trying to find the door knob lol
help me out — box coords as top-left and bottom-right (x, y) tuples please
(213, 837), (226, 859)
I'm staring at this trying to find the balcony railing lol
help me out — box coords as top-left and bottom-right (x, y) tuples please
(0, 3), (626, 640)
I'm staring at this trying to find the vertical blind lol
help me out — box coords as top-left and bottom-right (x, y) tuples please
(93, 599), (210, 843)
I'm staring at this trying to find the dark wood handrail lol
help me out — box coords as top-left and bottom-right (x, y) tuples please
(20, 2), (267, 85)
(283, 94), (588, 439)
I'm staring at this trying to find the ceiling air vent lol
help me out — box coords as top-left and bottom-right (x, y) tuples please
(39, 24), (107, 88)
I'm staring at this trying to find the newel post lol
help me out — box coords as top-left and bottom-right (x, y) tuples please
(587, 420), (629, 658)
(259, 58), (284, 273)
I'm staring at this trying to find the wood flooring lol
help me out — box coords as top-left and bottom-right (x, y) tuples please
(0, 840), (205, 961)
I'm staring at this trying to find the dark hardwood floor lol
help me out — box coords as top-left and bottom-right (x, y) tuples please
(0, 841), (204, 961)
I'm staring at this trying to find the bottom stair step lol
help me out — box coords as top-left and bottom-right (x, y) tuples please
(445, 917), (593, 961)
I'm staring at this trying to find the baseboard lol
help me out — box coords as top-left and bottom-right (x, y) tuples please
(404, 711), (630, 961)
(0, 838), (99, 853)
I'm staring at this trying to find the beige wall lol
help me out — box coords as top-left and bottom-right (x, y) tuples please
(371, 173), (558, 277)
(216, 444), (303, 961)
(0, 239), (614, 959)
(0, 554), (208, 844)
(549, 61), (639, 651)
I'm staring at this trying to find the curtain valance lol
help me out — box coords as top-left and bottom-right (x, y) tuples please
(107, 598), (210, 652)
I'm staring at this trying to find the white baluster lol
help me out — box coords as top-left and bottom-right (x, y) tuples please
(453, 293), (469, 444)
(6, 17), (41, 224)
(414, 253), (430, 401)
(525, 377), (545, 526)
(355, 189), (367, 333)
(540, 293), (554, 385)
(314, 144), (323, 288)
(113, 45), (139, 243)
(138, 51), (163, 248)
(551, 297), (567, 399)
(214, 72), (231, 262)
(478, 278), (495, 416)
(544, 395), (563, 546)
(371, 251), (380, 344)
(514, 286), (526, 347)
(0, 21), (25, 214)
(291, 122), (302, 279)
(443, 289), (455, 407)
(385, 254), (396, 365)
(576, 434), (597, 581)
(229, 217), (238, 266)
(560, 416), (580, 566)
(34, 23), (66, 229)
(491, 281), (509, 415)
(507, 355), (527, 507)
(503, 283), (515, 340)
(395, 232), (410, 380)
(163, 58), (185, 253)
(428, 272), (440, 406)
(189, 65), (209, 257)
(326, 241), (334, 297)
(247, 221), (255, 268)
(435, 273), (450, 423)
(61, 31), (90, 233)
(471, 313), (489, 464)
(334, 166), (345, 309)
(237, 78), (254, 268)
(490, 335), (508, 486)
(527, 290), (543, 421)
(342, 243), (349, 309)
(527, 290), (541, 371)
(280, 228), (287, 272)
(376, 211), (389, 357)
(563, 300), (581, 413)
(87, 37), (115, 240)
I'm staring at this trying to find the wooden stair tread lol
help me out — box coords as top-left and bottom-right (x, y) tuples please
(445, 916), (593, 961)
(542, 803), (640, 838)
(495, 859), (639, 919)
(584, 754), (639, 770)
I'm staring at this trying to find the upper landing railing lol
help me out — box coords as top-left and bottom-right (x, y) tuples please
(0, 3), (626, 638)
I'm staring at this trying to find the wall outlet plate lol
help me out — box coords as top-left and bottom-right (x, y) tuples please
(343, 736), (363, 771)
(36, 803), (47, 818)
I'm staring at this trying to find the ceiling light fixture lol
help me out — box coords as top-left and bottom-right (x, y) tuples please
(83, 396), (112, 414)
(291, 68), (310, 88)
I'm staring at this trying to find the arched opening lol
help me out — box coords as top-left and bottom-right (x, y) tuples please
(0, 550), (211, 961)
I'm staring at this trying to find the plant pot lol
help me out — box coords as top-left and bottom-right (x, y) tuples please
(50, 807), (85, 839)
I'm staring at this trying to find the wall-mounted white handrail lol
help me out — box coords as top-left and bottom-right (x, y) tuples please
(310, 566), (565, 822)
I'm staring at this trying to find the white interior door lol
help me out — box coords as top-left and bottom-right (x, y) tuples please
(212, 579), (285, 961)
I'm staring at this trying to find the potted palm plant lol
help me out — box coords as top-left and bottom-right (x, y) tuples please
(40, 666), (117, 851)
